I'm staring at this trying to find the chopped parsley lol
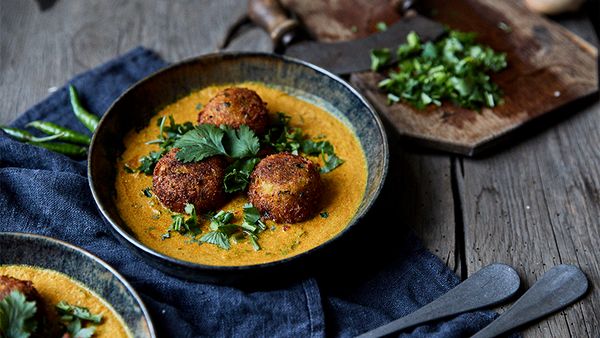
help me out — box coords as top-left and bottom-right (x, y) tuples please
(0, 291), (38, 338)
(162, 203), (200, 239)
(263, 113), (344, 173)
(375, 21), (387, 32)
(371, 30), (508, 110)
(223, 158), (261, 193)
(320, 211), (329, 218)
(56, 301), (102, 338)
(128, 115), (194, 175)
(199, 204), (266, 251)
(142, 187), (152, 198)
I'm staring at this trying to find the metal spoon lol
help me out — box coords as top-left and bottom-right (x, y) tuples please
(471, 264), (588, 338)
(356, 263), (520, 338)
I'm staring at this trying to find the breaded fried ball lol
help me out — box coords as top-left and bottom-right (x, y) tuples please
(153, 148), (227, 213)
(0, 275), (42, 303)
(198, 87), (269, 134)
(248, 153), (322, 223)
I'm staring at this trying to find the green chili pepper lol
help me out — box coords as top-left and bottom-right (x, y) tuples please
(0, 126), (64, 143)
(28, 141), (87, 157)
(26, 121), (91, 145)
(69, 85), (99, 133)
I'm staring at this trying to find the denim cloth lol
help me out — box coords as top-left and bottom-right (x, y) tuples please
(0, 47), (498, 337)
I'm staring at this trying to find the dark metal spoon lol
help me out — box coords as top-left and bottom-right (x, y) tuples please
(471, 264), (588, 338)
(356, 263), (520, 338)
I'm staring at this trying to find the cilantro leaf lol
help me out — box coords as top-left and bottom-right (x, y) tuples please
(222, 125), (260, 158)
(200, 231), (231, 250)
(370, 48), (391, 72)
(56, 301), (102, 324)
(174, 124), (227, 162)
(223, 158), (260, 193)
(321, 153), (344, 173)
(65, 318), (95, 338)
(243, 203), (266, 232)
(162, 203), (200, 239)
(174, 124), (260, 163)
(131, 115), (194, 175)
(0, 291), (38, 338)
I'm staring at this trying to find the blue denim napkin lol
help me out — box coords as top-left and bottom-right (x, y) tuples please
(0, 47), (498, 337)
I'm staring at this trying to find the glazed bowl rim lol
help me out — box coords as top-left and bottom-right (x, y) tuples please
(0, 231), (156, 338)
(88, 51), (389, 272)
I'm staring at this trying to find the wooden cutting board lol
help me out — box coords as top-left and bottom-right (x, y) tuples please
(282, 0), (599, 156)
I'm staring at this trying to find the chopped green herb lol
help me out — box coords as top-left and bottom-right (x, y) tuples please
(56, 301), (102, 324)
(198, 204), (267, 251)
(131, 115), (194, 175)
(262, 113), (344, 173)
(370, 48), (391, 72)
(376, 21), (387, 32)
(0, 291), (38, 338)
(56, 301), (101, 338)
(123, 164), (135, 173)
(223, 158), (261, 193)
(195, 103), (204, 110)
(320, 211), (329, 218)
(142, 187), (152, 198)
(200, 231), (231, 250)
(350, 25), (358, 33)
(374, 30), (507, 110)
(162, 203), (200, 239)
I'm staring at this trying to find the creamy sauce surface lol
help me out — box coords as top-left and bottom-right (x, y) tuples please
(0, 265), (131, 337)
(115, 82), (367, 266)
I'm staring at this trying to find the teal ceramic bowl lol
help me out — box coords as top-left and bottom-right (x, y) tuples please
(88, 53), (389, 284)
(0, 232), (155, 337)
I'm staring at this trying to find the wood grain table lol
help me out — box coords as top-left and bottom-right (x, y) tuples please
(1, 0), (598, 336)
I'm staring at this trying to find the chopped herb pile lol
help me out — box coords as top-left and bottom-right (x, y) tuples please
(127, 115), (194, 175)
(56, 301), (102, 338)
(0, 291), (38, 338)
(370, 30), (508, 110)
(263, 113), (344, 173)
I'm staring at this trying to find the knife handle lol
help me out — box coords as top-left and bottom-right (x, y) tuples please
(248, 0), (299, 49)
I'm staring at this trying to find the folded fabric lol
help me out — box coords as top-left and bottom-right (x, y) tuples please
(0, 47), (498, 337)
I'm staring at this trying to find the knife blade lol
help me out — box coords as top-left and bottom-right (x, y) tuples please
(248, 0), (446, 75)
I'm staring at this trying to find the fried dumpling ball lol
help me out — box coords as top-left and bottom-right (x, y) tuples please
(248, 153), (322, 223)
(152, 148), (227, 213)
(0, 275), (42, 303)
(198, 87), (269, 134)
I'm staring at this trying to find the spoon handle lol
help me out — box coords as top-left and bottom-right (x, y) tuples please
(472, 264), (588, 338)
(356, 264), (520, 338)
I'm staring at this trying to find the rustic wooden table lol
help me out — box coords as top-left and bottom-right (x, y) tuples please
(1, 0), (598, 337)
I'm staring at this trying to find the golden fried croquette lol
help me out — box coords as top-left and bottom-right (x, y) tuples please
(248, 153), (322, 223)
(0, 275), (41, 302)
(198, 87), (269, 134)
(153, 148), (227, 213)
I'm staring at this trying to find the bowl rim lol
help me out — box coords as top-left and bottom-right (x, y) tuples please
(0, 231), (156, 338)
(88, 51), (389, 272)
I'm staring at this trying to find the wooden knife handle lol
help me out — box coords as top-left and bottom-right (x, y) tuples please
(248, 0), (298, 48)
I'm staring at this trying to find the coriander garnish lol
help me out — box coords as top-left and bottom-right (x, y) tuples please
(263, 113), (344, 173)
(129, 115), (194, 175)
(56, 301), (103, 338)
(162, 203), (200, 239)
(372, 30), (508, 110)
